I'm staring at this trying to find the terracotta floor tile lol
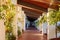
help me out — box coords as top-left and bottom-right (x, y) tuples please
(18, 30), (47, 40)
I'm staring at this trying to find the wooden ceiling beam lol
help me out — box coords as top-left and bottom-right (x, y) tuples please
(18, 4), (45, 14)
(21, 0), (50, 9)
(22, 8), (42, 16)
(18, 0), (48, 12)
(18, 0), (60, 10)
(49, 1), (60, 10)
(26, 13), (38, 19)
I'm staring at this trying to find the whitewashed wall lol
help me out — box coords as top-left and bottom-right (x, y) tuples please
(36, 23), (42, 32)
(57, 32), (60, 38)
(47, 8), (56, 40)
(0, 19), (5, 40)
(39, 24), (42, 32)
(11, 0), (17, 5)
(17, 22), (22, 33)
(17, 6), (26, 33)
(36, 26), (40, 31)
(57, 22), (60, 38)
(47, 24), (56, 40)
(17, 13), (23, 33)
(23, 13), (26, 31)
(21, 11), (26, 31)
(42, 22), (47, 34)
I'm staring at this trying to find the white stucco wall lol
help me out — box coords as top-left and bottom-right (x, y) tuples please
(17, 6), (22, 32)
(17, 22), (22, 33)
(11, 0), (17, 5)
(36, 24), (42, 32)
(42, 22), (47, 34)
(0, 19), (5, 40)
(39, 24), (42, 31)
(57, 32), (60, 38)
(47, 24), (56, 40)
(21, 11), (26, 31)
(57, 22), (60, 38)
(36, 26), (41, 31)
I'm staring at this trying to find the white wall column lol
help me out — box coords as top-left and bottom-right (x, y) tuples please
(47, 24), (56, 40)
(47, 8), (56, 40)
(39, 24), (42, 32)
(0, 19), (5, 40)
(42, 22), (47, 34)
(21, 11), (26, 31)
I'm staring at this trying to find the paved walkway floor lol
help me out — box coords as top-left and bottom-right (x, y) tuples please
(18, 30), (47, 40)
(18, 27), (60, 40)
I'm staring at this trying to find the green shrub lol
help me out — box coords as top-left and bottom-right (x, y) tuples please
(6, 32), (16, 40)
(18, 30), (21, 37)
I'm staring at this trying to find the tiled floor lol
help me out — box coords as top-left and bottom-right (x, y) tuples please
(18, 27), (60, 40)
(18, 29), (47, 40)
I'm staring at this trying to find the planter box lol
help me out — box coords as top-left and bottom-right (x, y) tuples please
(0, 19), (5, 40)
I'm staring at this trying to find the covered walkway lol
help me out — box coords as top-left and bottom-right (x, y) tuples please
(18, 27), (47, 40)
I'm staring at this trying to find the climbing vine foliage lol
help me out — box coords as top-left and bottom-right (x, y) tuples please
(48, 6), (60, 25)
(0, 0), (16, 40)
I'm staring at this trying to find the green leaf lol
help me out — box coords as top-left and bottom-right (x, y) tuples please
(2, 5), (8, 10)
(0, 6), (4, 12)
